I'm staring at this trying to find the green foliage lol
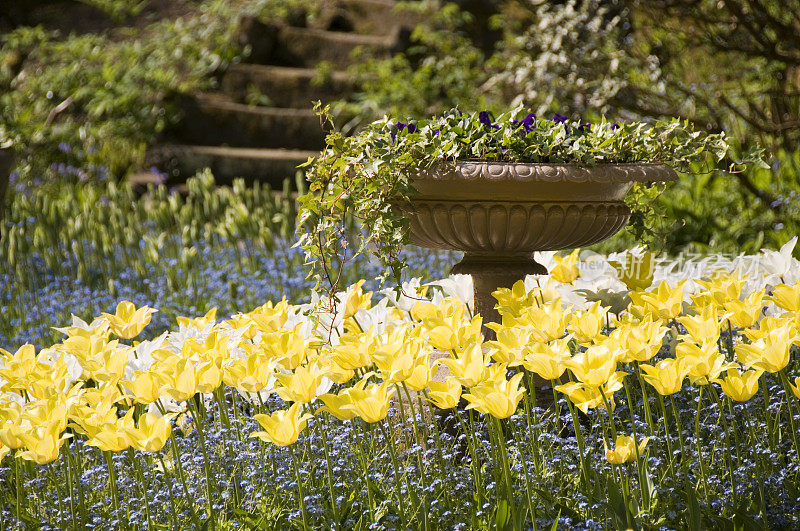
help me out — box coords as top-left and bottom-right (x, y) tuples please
(77, 0), (147, 20)
(2, 169), (301, 287)
(341, 1), (492, 127)
(297, 103), (733, 292)
(0, 1), (244, 187)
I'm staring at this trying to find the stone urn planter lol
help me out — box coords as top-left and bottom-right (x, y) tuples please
(406, 161), (678, 328)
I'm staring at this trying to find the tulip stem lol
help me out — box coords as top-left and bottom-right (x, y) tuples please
(349, 422), (376, 521)
(509, 420), (537, 530)
(289, 442), (310, 531)
(156, 454), (179, 530)
(693, 386), (709, 499)
(634, 364), (656, 436)
(103, 451), (121, 519)
(378, 421), (409, 528)
(45, 464), (65, 524)
(563, 392), (589, 489)
(622, 379), (648, 509)
(669, 395), (688, 476)
(60, 447), (77, 529)
(127, 448), (153, 530)
(656, 394), (676, 480)
(523, 375), (542, 476)
(455, 409), (484, 512)
(14, 456), (22, 524)
(491, 416), (518, 531)
(188, 400), (216, 519)
(314, 415), (339, 526)
(778, 371), (800, 460)
(760, 376), (775, 451)
(166, 430), (203, 527)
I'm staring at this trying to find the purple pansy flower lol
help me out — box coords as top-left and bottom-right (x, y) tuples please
(611, 122), (620, 130)
(407, 123), (417, 134)
(520, 113), (536, 132)
(553, 113), (568, 125)
(578, 122), (591, 132)
(478, 111), (500, 129)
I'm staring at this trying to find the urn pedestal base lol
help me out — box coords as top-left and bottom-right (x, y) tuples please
(451, 253), (547, 339)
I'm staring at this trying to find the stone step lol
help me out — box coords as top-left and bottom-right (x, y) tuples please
(147, 145), (319, 186)
(170, 95), (326, 150)
(248, 25), (396, 68)
(320, 0), (417, 36)
(220, 64), (352, 108)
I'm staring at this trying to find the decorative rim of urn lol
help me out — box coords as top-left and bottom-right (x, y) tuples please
(405, 162), (678, 254)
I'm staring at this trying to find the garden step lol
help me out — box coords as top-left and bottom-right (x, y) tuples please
(320, 0), (418, 36)
(263, 26), (396, 68)
(147, 145), (319, 186)
(220, 64), (353, 108)
(172, 95), (326, 150)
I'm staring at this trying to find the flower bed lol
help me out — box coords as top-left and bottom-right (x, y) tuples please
(2, 243), (800, 528)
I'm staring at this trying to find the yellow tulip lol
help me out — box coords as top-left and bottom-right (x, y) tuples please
(640, 358), (689, 395)
(126, 412), (173, 452)
(493, 280), (543, 319)
(515, 300), (568, 342)
(485, 326), (530, 366)
(724, 291), (764, 329)
(555, 378), (618, 414)
(223, 354), (277, 394)
(248, 300), (290, 334)
(343, 279), (372, 319)
(438, 342), (488, 388)
(564, 344), (620, 387)
(521, 338), (570, 381)
(629, 281), (685, 322)
(605, 434), (650, 464)
(103, 301), (157, 339)
(17, 421), (71, 465)
(317, 388), (359, 421)
(677, 340), (735, 385)
(695, 274), (744, 308)
(789, 377), (800, 400)
(427, 379), (462, 409)
(770, 283), (800, 312)
(677, 306), (722, 344)
(735, 325), (793, 373)
(616, 316), (667, 363)
(275, 361), (327, 404)
(550, 248), (581, 284)
(225, 313), (258, 339)
(267, 328), (310, 370)
(567, 301), (608, 345)
(160, 358), (199, 402)
(404, 354), (434, 391)
(251, 403), (313, 446)
(713, 368), (763, 402)
(0, 409), (26, 450)
(177, 308), (217, 329)
(195, 358), (224, 394)
(463, 373), (525, 419)
(330, 330), (374, 370)
(342, 381), (394, 423)
(609, 250), (656, 291)
(123, 371), (163, 404)
(742, 316), (796, 343)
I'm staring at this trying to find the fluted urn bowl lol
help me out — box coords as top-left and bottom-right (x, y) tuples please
(405, 161), (678, 328)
